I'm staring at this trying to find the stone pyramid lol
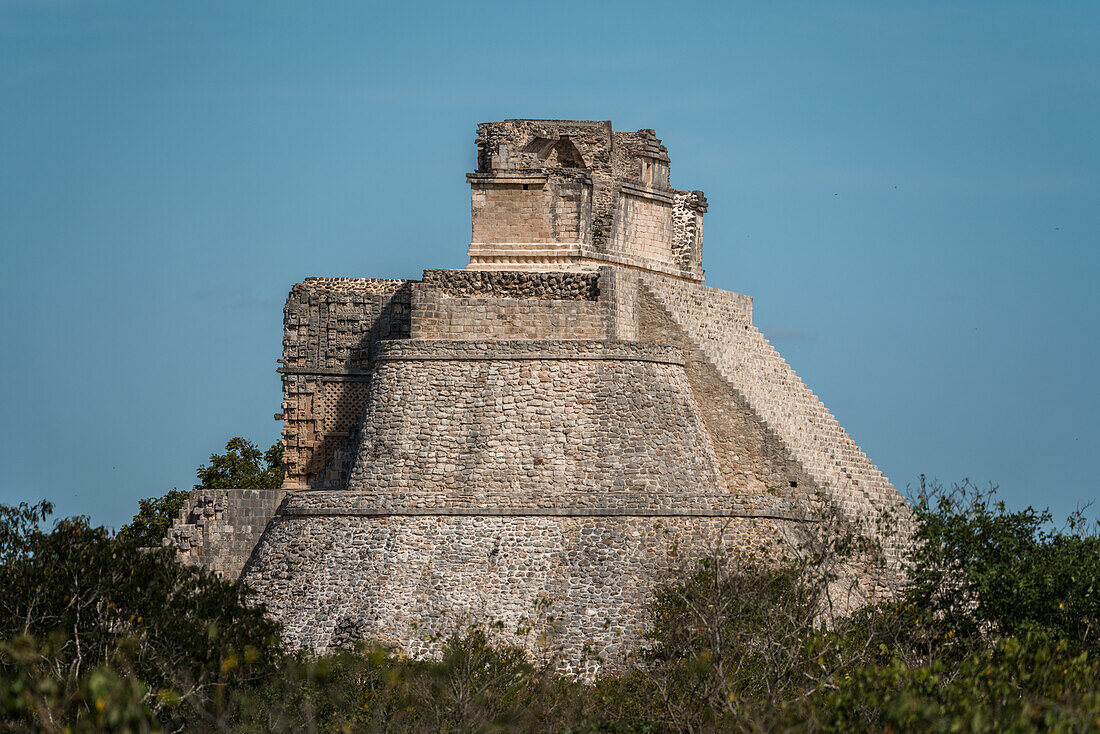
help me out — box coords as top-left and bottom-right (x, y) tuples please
(168, 120), (910, 674)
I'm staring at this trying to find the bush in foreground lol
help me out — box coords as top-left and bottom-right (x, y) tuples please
(0, 501), (280, 731)
(3, 479), (1100, 732)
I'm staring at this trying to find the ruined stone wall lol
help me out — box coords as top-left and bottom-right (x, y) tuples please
(475, 119), (613, 174)
(280, 278), (411, 488)
(167, 489), (286, 579)
(672, 191), (706, 277)
(610, 129), (670, 187)
(469, 121), (704, 282)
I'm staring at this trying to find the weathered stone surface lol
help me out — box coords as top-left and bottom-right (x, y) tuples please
(243, 514), (807, 677)
(168, 119), (911, 672)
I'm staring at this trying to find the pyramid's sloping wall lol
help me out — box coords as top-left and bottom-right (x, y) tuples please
(177, 266), (907, 659)
(344, 341), (725, 502)
(635, 272), (911, 548)
(635, 285), (818, 498)
(242, 336), (814, 670)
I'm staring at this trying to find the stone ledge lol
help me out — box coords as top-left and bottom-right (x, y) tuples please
(293, 277), (413, 295)
(468, 255), (704, 283)
(467, 171), (549, 184)
(467, 170), (593, 185)
(278, 368), (373, 378)
(374, 339), (683, 365)
(619, 180), (676, 204)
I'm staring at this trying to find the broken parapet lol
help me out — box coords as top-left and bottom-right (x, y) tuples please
(166, 488), (286, 579)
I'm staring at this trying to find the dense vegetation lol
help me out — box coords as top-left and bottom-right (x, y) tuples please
(3, 443), (1099, 731)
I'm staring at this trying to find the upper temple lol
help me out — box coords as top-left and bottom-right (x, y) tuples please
(467, 119), (708, 282)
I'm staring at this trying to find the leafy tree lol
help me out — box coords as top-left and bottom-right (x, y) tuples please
(873, 478), (1100, 667)
(116, 490), (190, 548)
(8, 474), (1100, 732)
(195, 438), (283, 491)
(806, 631), (1100, 733)
(0, 634), (160, 733)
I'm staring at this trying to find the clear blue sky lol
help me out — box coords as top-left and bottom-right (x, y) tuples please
(1, 1), (1097, 530)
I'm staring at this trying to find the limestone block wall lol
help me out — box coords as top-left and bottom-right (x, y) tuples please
(244, 262), (905, 668)
(470, 177), (555, 244)
(410, 288), (610, 340)
(280, 271), (616, 489)
(469, 172), (591, 244)
(167, 489), (286, 579)
(608, 185), (675, 273)
(242, 337), (825, 671)
(598, 266), (640, 341)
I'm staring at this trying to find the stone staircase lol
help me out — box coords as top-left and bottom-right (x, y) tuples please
(639, 277), (911, 546)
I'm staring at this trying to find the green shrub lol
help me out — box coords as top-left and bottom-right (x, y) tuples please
(5, 478), (1100, 732)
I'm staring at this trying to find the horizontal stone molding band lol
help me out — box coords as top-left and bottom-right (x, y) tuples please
(466, 244), (586, 256)
(466, 171), (595, 185)
(374, 352), (683, 365)
(276, 506), (816, 521)
(421, 269), (600, 301)
(468, 255), (704, 283)
(277, 368), (373, 378)
(373, 339), (684, 365)
(619, 180), (676, 204)
(285, 491), (812, 514)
